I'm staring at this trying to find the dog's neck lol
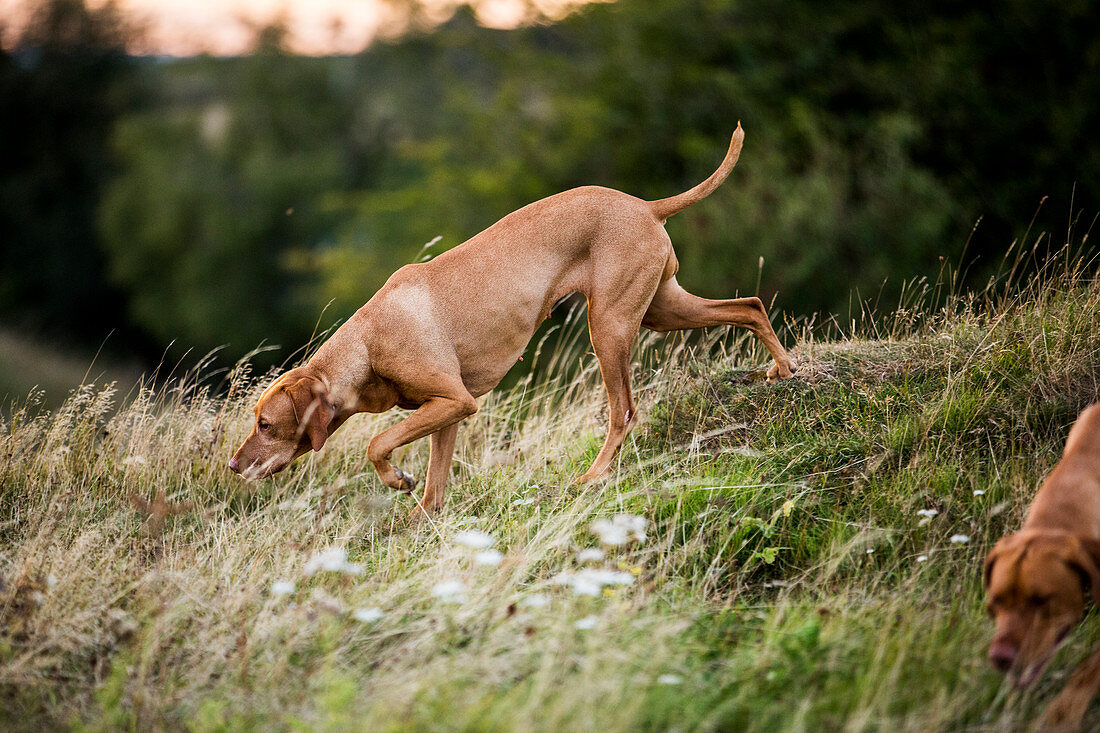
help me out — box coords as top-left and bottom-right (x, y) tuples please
(1024, 453), (1100, 542)
(306, 327), (400, 419)
(1024, 494), (1097, 540)
(1064, 405), (1100, 458)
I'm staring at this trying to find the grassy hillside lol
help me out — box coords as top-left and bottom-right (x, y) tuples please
(0, 329), (142, 412)
(2, 255), (1100, 731)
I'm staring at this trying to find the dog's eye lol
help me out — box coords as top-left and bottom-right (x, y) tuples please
(258, 420), (271, 432)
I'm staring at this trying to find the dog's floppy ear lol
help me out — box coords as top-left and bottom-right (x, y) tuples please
(984, 545), (1003, 590)
(984, 534), (1023, 590)
(285, 377), (335, 452)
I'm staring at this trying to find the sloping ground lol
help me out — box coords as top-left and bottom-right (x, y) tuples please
(1, 269), (1099, 731)
(0, 328), (142, 411)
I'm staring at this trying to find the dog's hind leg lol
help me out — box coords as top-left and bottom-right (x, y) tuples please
(578, 314), (641, 483)
(642, 277), (794, 381)
(576, 244), (667, 483)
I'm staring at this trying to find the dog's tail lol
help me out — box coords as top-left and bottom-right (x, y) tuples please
(648, 123), (744, 223)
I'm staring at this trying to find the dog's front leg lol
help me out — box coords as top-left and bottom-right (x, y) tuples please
(367, 392), (476, 502)
(1039, 648), (1100, 732)
(419, 423), (459, 516)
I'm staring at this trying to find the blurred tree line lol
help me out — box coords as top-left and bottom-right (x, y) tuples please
(0, 0), (139, 340)
(2, 0), (1098, 369)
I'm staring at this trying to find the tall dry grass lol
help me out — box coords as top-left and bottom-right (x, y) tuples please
(2, 238), (1100, 731)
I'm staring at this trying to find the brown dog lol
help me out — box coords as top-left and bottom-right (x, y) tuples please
(229, 125), (794, 513)
(984, 403), (1100, 709)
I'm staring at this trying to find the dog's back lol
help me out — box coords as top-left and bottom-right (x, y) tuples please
(1024, 404), (1100, 539)
(1064, 403), (1100, 460)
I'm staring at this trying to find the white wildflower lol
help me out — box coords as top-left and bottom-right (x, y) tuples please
(304, 547), (363, 576)
(431, 579), (467, 603)
(474, 549), (504, 567)
(916, 509), (939, 518)
(577, 548), (605, 563)
(574, 616), (598, 630)
(518, 593), (550, 609)
(950, 534), (970, 544)
(916, 555), (929, 562)
(572, 576), (603, 597)
(271, 580), (295, 596)
(352, 607), (384, 623)
(553, 568), (635, 597)
(454, 530), (496, 549)
(585, 568), (635, 586)
(307, 547), (347, 573)
(590, 514), (647, 546)
(657, 674), (683, 685)
(865, 548), (874, 554)
(973, 489), (986, 496)
(512, 497), (535, 506)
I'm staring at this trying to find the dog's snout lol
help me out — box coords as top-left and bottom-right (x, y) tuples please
(228, 456), (241, 474)
(989, 641), (1018, 671)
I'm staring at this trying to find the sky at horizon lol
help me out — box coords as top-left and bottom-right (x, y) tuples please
(0, 0), (599, 56)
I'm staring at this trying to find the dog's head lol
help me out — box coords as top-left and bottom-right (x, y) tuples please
(983, 530), (1100, 686)
(229, 368), (334, 480)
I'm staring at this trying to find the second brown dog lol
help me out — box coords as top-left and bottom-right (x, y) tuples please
(984, 403), (1100, 728)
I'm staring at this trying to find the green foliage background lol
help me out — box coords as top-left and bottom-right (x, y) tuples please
(2, 0), (1099, 367)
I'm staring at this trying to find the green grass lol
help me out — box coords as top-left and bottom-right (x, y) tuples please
(3, 253), (1100, 731)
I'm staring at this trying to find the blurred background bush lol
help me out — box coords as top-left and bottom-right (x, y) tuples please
(1, 0), (1098, 401)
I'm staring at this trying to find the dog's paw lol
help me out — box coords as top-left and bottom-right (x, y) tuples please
(575, 468), (610, 485)
(391, 466), (418, 493)
(407, 501), (442, 524)
(766, 360), (796, 383)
